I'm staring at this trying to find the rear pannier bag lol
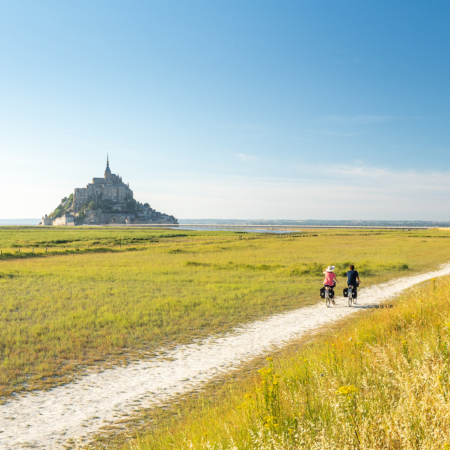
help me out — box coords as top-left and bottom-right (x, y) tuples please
(320, 287), (326, 298)
(343, 288), (348, 297)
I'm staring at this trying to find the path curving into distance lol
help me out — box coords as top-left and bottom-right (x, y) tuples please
(2, 264), (450, 449)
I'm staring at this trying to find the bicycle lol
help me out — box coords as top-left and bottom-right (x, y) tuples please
(352, 283), (358, 304)
(325, 286), (334, 308)
(347, 285), (354, 307)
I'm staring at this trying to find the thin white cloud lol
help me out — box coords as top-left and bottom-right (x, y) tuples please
(132, 161), (450, 221)
(319, 164), (450, 189)
(142, 178), (448, 220)
(322, 131), (360, 137)
(322, 115), (395, 124)
(237, 153), (258, 162)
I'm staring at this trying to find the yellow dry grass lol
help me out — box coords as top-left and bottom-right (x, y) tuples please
(127, 278), (450, 450)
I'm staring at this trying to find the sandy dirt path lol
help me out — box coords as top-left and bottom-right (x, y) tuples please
(2, 264), (450, 449)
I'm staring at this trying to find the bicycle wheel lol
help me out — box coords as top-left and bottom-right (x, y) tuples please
(326, 293), (331, 307)
(348, 289), (353, 307)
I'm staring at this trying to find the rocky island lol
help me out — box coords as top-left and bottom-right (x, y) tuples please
(41, 157), (178, 226)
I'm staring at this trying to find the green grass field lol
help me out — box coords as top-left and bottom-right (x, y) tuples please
(1, 227), (450, 400)
(0, 226), (214, 248)
(0, 226), (235, 260)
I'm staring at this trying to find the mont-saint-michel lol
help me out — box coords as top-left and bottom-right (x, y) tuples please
(40, 157), (177, 226)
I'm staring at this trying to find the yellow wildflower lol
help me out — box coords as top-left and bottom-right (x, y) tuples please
(337, 385), (359, 396)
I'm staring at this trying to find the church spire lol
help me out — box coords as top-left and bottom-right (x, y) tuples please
(105, 154), (111, 176)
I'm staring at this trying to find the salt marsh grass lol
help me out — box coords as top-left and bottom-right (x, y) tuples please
(1, 227), (450, 399)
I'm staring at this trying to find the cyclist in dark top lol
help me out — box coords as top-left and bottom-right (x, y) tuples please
(347, 264), (361, 297)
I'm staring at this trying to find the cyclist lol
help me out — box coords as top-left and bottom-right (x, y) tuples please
(323, 265), (338, 304)
(347, 264), (361, 298)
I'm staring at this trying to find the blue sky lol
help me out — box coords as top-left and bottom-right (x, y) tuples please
(1, 1), (450, 219)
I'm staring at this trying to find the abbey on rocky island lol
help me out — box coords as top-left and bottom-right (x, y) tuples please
(73, 156), (133, 212)
(41, 157), (178, 226)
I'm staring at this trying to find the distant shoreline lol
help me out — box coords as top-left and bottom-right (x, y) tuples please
(0, 219), (41, 226)
(1, 219), (450, 228)
(179, 219), (450, 227)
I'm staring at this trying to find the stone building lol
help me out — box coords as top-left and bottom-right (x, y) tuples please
(41, 214), (54, 226)
(53, 214), (75, 226)
(74, 156), (133, 212)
